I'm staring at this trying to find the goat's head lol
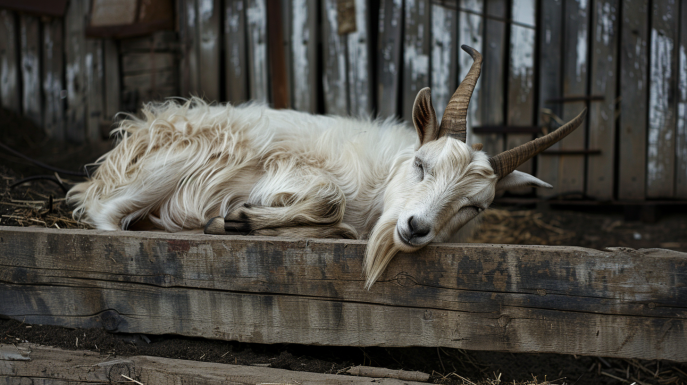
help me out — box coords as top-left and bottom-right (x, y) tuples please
(364, 45), (586, 288)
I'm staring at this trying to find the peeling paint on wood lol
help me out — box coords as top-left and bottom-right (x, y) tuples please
(618, 0), (649, 200)
(587, 0), (619, 200)
(42, 18), (65, 140)
(346, 0), (372, 116)
(0, 10), (20, 112)
(323, 0), (349, 115)
(20, 15), (41, 128)
(225, 0), (248, 104)
(0, 227), (686, 361)
(458, 0), (483, 146)
(430, 3), (457, 123)
(246, 0), (268, 103)
(402, 0), (431, 123)
(376, 0), (403, 118)
(647, 0), (678, 198)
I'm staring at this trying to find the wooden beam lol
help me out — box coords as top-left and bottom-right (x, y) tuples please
(0, 343), (423, 384)
(431, 2), (457, 122)
(322, 0), (349, 115)
(224, 0), (249, 105)
(401, 0), (430, 123)
(198, 0), (221, 102)
(376, 0), (403, 119)
(0, 226), (685, 361)
(246, 0), (268, 103)
(346, 0), (373, 116)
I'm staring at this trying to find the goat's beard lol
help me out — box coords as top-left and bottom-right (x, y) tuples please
(363, 214), (403, 290)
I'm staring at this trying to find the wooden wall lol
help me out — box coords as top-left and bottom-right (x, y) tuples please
(1, 0), (686, 201)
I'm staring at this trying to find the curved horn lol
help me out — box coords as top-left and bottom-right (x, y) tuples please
(437, 45), (483, 142)
(489, 108), (588, 179)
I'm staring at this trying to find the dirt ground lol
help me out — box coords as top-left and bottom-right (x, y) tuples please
(2, 108), (687, 384)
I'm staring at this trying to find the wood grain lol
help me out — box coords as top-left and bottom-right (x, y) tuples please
(246, 0), (268, 103)
(0, 343), (422, 384)
(677, 0), (687, 198)
(42, 18), (65, 140)
(479, 0), (506, 157)
(586, 0), (619, 200)
(376, 0), (403, 118)
(225, 0), (249, 105)
(20, 15), (42, 128)
(0, 226), (685, 361)
(322, 0), (349, 115)
(431, 3), (457, 123)
(618, 0), (649, 200)
(103, 40), (121, 121)
(198, 0), (221, 102)
(458, 0), (484, 146)
(289, 0), (319, 113)
(85, 31), (104, 142)
(179, 0), (200, 97)
(346, 0), (372, 117)
(65, 0), (87, 142)
(0, 10), (20, 113)
(536, 0), (564, 197)
(402, 0), (431, 123)
(647, 0), (679, 198)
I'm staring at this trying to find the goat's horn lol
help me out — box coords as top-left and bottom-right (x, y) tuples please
(489, 108), (588, 179)
(437, 45), (483, 142)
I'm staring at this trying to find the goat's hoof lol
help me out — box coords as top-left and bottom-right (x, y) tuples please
(224, 206), (252, 233)
(204, 217), (227, 235)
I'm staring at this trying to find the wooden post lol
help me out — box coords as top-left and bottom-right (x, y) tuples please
(401, 0), (430, 123)
(458, 0), (484, 146)
(0, 10), (20, 113)
(179, 0), (200, 97)
(346, 0), (373, 116)
(618, 0), (649, 200)
(677, 0), (687, 199)
(647, 0), (679, 198)
(225, 0), (248, 105)
(103, 39), (121, 126)
(85, 36), (104, 142)
(289, 0), (319, 113)
(246, 0), (268, 103)
(42, 18), (65, 141)
(65, 0), (88, 142)
(480, 0), (506, 157)
(506, 0), (536, 175)
(376, 0), (403, 119)
(536, 0), (564, 197)
(198, 0), (221, 101)
(20, 15), (42, 128)
(322, 0), (349, 115)
(586, 0), (619, 200)
(430, 2), (457, 122)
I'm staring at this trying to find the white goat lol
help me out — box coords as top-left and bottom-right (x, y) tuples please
(68, 46), (585, 288)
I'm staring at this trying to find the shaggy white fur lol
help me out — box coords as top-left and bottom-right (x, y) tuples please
(68, 98), (541, 288)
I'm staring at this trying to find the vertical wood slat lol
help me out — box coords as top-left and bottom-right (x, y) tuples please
(65, 0), (87, 142)
(225, 0), (248, 104)
(198, 0), (221, 101)
(618, 0), (649, 200)
(376, 0), (403, 119)
(0, 10), (20, 112)
(322, 0), (349, 115)
(347, 0), (373, 116)
(280, 0), (293, 108)
(42, 18), (65, 140)
(647, 0), (679, 198)
(85, 18), (104, 142)
(459, 0), (484, 146)
(267, 0), (289, 109)
(402, 0), (430, 123)
(430, 2), (457, 122)
(677, 0), (687, 198)
(246, 0), (268, 103)
(103, 39), (120, 122)
(506, 0), (536, 175)
(536, 0), (563, 196)
(179, 0), (200, 97)
(290, 0), (318, 112)
(479, 0), (506, 157)
(586, 0), (619, 200)
(20, 15), (42, 128)
(558, 0), (590, 195)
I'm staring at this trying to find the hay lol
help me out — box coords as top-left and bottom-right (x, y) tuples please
(468, 209), (575, 246)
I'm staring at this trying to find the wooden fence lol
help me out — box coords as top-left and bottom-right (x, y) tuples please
(0, 0), (686, 201)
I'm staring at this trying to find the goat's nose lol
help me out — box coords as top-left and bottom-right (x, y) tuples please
(408, 216), (430, 238)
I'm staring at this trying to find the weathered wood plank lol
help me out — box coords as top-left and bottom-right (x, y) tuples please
(198, 0), (221, 101)
(678, 0), (687, 198)
(430, 3), (457, 123)
(42, 18), (65, 140)
(120, 31), (177, 53)
(65, 0), (88, 142)
(402, 0), (430, 123)
(458, 0), (484, 146)
(647, 0), (679, 198)
(536, 0), (564, 197)
(103, 39), (120, 121)
(19, 15), (42, 128)
(506, 0), (536, 175)
(0, 227), (685, 361)
(179, 0), (200, 97)
(346, 0), (373, 116)
(586, 0), (619, 200)
(376, 0), (403, 118)
(322, 0), (349, 115)
(0, 344), (420, 385)
(85, 34), (104, 142)
(246, 0), (268, 103)
(225, 0), (248, 105)
(122, 53), (175, 74)
(0, 10), (20, 113)
(479, 0), (506, 157)
(289, 0), (318, 112)
(123, 70), (177, 94)
(618, 0), (649, 200)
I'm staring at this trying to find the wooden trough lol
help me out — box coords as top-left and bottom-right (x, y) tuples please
(1, 226), (686, 363)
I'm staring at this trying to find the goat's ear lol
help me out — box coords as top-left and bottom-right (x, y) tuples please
(412, 88), (439, 146)
(495, 170), (553, 192)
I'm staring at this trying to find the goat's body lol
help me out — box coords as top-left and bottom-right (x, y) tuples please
(69, 100), (416, 236)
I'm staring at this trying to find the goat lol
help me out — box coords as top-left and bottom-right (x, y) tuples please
(68, 46), (586, 288)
